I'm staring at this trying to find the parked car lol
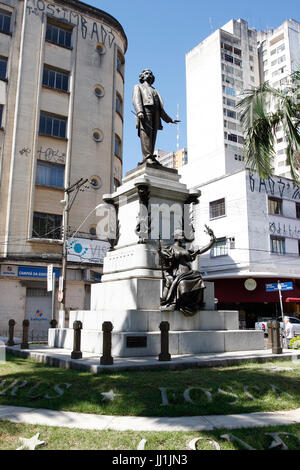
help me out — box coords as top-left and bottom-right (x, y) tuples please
(255, 316), (300, 336)
(255, 318), (274, 335)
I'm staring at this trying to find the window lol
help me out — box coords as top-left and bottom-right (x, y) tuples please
(36, 161), (64, 188)
(117, 53), (124, 76)
(0, 56), (7, 80)
(270, 236), (285, 254)
(39, 112), (67, 139)
(268, 197), (282, 215)
(211, 237), (228, 257)
(115, 94), (123, 116)
(114, 134), (121, 158)
(225, 87), (236, 96)
(0, 104), (3, 127)
(113, 178), (121, 191)
(0, 11), (11, 34)
(299, 240), (300, 256)
(32, 212), (62, 240)
(228, 133), (237, 142)
(226, 109), (237, 119)
(46, 22), (72, 48)
(210, 198), (225, 219)
(224, 53), (233, 63)
(43, 66), (69, 92)
(296, 203), (300, 219)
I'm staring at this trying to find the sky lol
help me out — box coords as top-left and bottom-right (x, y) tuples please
(88, 0), (299, 175)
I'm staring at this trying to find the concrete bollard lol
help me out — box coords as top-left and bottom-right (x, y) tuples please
(21, 320), (30, 349)
(6, 319), (16, 346)
(71, 321), (83, 359)
(159, 321), (171, 362)
(272, 321), (282, 354)
(50, 319), (58, 329)
(100, 322), (113, 365)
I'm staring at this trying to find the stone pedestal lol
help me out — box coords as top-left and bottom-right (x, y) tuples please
(49, 163), (264, 356)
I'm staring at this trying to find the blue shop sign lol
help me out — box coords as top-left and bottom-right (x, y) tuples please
(18, 266), (60, 279)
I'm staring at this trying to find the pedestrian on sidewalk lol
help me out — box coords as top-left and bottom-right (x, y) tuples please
(284, 317), (295, 349)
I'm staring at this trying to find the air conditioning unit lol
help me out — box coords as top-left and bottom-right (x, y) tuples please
(228, 237), (235, 249)
(83, 269), (91, 281)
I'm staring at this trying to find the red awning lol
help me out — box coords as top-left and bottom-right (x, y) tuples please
(285, 298), (300, 303)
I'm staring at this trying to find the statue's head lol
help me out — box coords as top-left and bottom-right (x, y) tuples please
(139, 69), (155, 84)
(173, 229), (186, 243)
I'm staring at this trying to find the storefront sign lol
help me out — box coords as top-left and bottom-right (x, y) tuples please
(1, 265), (18, 277)
(67, 238), (110, 264)
(18, 266), (60, 279)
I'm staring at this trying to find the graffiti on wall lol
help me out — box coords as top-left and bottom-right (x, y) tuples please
(249, 172), (300, 200)
(26, 0), (116, 48)
(269, 221), (300, 240)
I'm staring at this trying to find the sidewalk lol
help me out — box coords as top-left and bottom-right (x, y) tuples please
(1, 404), (300, 432)
(5, 344), (300, 373)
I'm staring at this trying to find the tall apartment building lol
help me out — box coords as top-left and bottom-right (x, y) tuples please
(257, 19), (300, 178)
(181, 19), (260, 187)
(155, 148), (188, 169)
(0, 0), (127, 335)
(180, 18), (300, 325)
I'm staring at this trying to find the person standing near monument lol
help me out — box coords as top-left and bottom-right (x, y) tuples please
(132, 69), (179, 164)
(284, 316), (295, 349)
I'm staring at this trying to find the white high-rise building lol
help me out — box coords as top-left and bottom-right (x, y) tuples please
(257, 19), (300, 178)
(181, 19), (260, 187)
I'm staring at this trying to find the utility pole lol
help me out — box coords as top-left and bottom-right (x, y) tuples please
(59, 178), (89, 320)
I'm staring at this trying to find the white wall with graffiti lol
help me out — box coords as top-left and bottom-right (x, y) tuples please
(192, 169), (300, 280)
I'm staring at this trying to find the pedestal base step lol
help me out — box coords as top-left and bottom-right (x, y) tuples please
(48, 328), (264, 357)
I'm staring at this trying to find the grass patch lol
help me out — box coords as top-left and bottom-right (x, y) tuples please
(0, 420), (300, 450)
(0, 353), (299, 417)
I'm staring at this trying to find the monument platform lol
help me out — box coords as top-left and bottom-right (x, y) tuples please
(49, 163), (264, 357)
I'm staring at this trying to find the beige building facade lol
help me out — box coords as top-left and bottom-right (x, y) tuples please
(0, 0), (127, 336)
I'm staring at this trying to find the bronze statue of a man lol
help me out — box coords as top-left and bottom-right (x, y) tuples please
(132, 69), (179, 165)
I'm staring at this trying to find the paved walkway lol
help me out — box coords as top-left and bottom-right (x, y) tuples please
(6, 344), (300, 372)
(1, 404), (300, 432)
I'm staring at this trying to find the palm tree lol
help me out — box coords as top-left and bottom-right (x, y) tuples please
(237, 70), (300, 182)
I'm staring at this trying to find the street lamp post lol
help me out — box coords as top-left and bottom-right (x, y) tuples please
(58, 178), (88, 322)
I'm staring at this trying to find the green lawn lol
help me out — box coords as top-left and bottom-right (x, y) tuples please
(0, 353), (299, 417)
(1, 420), (300, 450)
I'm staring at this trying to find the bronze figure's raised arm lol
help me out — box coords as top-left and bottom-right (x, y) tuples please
(159, 227), (216, 316)
(132, 69), (179, 165)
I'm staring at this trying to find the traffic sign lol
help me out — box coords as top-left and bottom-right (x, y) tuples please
(47, 265), (53, 292)
(266, 282), (293, 292)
